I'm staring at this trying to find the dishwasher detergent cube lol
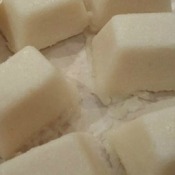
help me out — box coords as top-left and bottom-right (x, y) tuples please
(0, 46), (78, 159)
(92, 13), (175, 105)
(85, 0), (172, 31)
(0, 0), (89, 52)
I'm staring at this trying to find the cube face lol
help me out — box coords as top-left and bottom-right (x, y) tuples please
(92, 13), (175, 105)
(110, 107), (175, 175)
(112, 13), (175, 48)
(0, 46), (79, 159)
(0, 0), (89, 52)
(0, 133), (112, 175)
(86, 0), (172, 31)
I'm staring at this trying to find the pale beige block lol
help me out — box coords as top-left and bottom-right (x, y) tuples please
(85, 0), (172, 31)
(0, 46), (78, 159)
(0, 0), (89, 52)
(109, 107), (175, 175)
(0, 133), (112, 175)
(92, 13), (175, 105)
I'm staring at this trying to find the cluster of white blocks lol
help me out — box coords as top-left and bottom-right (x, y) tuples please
(0, 0), (175, 175)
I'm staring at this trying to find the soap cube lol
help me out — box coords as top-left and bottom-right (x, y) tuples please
(85, 0), (172, 31)
(109, 107), (175, 175)
(0, 0), (89, 52)
(92, 13), (175, 105)
(0, 133), (112, 175)
(0, 46), (78, 159)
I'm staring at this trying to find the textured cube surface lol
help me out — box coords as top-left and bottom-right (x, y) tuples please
(0, 133), (112, 175)
(85, 0), (172, 31)
(0, 46), (78, 159)
(109, 107), (175, 175)
(0, 0), (89, 52)
(92, 13), (175, 105)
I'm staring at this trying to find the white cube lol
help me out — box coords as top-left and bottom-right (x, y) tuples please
(0, 0), (89, 52)
(0, 46), (79, 159)
(109, 107), (175, 175)
(0, 133), (112, 175)
(92, 13), (175, 105)
(85, 0), (172, 31)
